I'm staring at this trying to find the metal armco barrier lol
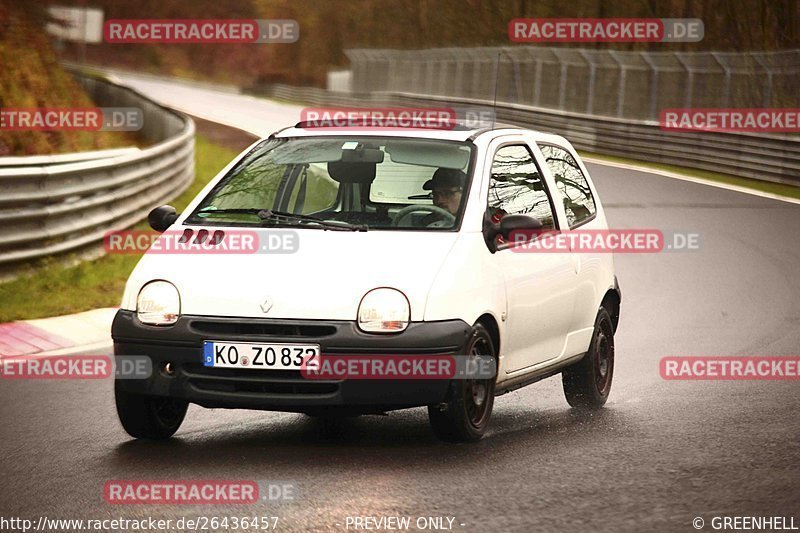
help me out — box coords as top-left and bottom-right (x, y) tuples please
(346, 48), (800, 121)
(336, 46), (800, 186)
(0, 72), (195, 269)
(396, 93), (800, 186)
(263, 56), (800, 187)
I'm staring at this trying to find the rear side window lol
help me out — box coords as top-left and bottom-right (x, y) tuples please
(539, 144), (596, 228)
(488, 144), (556, 230)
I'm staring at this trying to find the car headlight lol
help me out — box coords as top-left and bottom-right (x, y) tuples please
(137, 281), (180, 326)
(358, 288), (410, 333)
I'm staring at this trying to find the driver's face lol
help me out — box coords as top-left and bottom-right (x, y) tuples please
(432, 187), (462, 215)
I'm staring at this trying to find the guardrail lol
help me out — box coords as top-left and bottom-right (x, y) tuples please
(0, 72), (195, 271)
(346, 48), (800, 122)
(261, 83), (800, 187)
(0, 148), (142, 168)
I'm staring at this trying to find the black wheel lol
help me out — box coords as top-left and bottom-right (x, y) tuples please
(428, 323), (496, 442)
(115, 381), (188, 440)
(562, 307), (615, 409)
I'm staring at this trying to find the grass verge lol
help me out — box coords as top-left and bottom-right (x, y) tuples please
(0, 135), (238, 322)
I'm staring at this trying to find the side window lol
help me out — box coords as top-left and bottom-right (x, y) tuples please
(539, 144), (596, 227)
(488, 144), (556, 230)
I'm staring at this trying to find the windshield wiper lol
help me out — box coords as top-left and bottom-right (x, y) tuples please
(195, 208), (264, 217)
(257, 209), (368, 231)
(194, 208), (367, 231)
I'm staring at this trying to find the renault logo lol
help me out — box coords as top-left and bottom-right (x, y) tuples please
(260, 297), (274, 313)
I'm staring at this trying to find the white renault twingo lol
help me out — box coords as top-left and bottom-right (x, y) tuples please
(113, 123), (621, 442)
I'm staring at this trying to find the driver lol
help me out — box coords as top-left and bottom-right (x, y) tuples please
(423, 168), (466, 217)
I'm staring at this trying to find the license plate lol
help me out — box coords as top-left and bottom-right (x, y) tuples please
(203, 341), (320, 370)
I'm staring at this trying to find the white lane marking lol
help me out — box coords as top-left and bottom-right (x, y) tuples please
(582, 156), (800, 206)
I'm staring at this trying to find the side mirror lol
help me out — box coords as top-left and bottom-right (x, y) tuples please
(483, 212), (543, 253)
(498, 214), (543, 240)
(148, 205), (179, 233)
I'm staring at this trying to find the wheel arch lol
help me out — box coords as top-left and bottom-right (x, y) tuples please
(475, 313), (501, 357)
(600, 277), (622, 333)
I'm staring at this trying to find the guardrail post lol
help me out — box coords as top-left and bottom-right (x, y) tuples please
(558, 60), (568, 111)
(454, 54), (464, 97)
(710, 52), (732, 108)
(533, 59), (543, 107)
(505, 48), (524, 104)
(752, 53), (774, 107)
(387, 52), (398, 93)
(640, 52), (660, 121)
(438, 52), (449, 96)
(426, 55), (435, 95)
(471, 55), (482, 98)
(579, 50), (597, 115)
(675, 52), (694, 109)
(412, 55), (421, 93)
(608, 50), (626, 118)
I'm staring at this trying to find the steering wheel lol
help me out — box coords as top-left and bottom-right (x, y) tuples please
(393, 205), (456, 227)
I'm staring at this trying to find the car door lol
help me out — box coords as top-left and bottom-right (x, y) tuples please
(486, 140), (578, 374)
(537, 143), (602, 341)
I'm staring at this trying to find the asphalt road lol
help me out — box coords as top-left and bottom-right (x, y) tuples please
(1, 75), (799, 532)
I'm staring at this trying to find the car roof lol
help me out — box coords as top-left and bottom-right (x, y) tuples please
(271, 122), (570, 145)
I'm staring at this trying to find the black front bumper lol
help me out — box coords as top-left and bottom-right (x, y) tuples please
(112, 310), (470, 413)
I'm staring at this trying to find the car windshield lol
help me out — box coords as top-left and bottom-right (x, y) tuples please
(186, 136), (474, 230)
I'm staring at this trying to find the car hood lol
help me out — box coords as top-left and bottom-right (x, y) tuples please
(121, 228), (460, 321)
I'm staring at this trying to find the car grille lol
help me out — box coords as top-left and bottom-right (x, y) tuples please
(188, 320), (337, 338)
(182, 363), (339, 396)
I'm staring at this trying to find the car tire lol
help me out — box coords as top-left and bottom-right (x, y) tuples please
(115, 381), (188, 440)
(428, 323), (496, 442)
(562, 307), (615, 409)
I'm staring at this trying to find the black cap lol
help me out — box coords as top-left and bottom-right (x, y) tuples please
(423, 168), (466, 190)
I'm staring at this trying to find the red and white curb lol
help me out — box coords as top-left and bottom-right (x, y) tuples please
(0, 308), (116, 357)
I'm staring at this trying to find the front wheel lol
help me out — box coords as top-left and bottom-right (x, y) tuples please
(428, 323), (496, 442)
(562, 307), (615, 409)
(115, 381), (188, 439)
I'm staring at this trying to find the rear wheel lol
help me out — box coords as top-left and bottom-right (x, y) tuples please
(562, 307), (615, 409)
(428, 323), (496, 442)
(115, 381), (188, 439)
